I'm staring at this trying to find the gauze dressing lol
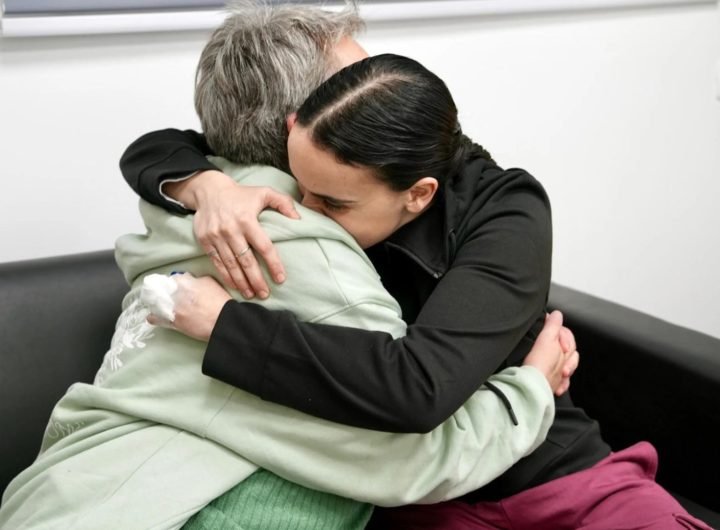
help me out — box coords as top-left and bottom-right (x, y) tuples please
(140, 274), (179, 322)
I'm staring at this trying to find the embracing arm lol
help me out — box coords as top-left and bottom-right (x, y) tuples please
(207, 363), (555, 506)
(190, 256), (566, 505)
(137, 277), (561, 506)
(203, 172), (553, 432)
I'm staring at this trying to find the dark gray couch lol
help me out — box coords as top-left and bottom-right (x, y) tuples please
(1, 250), (718, 527)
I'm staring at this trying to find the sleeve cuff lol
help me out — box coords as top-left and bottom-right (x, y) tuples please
(159, 171), (200, 212)
(142, 146), (218, 215)
(515, 365), (554, 402)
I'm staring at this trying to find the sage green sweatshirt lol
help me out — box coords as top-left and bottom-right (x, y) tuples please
(0, 159), (554, 530)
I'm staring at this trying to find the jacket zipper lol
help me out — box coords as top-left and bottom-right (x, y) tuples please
(384, 242), (443, 279)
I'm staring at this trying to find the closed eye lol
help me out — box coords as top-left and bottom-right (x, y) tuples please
(323, 199), (348, 212)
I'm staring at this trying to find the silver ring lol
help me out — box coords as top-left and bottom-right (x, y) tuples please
(236, 246), (252, 260)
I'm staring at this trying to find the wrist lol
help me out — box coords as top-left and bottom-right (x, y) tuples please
(518, 365), (555, 398)
(165, 169), (232, 210)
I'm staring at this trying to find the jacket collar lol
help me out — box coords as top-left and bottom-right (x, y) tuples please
(383, 191), (448, 278)
(381, 157), (491, 279)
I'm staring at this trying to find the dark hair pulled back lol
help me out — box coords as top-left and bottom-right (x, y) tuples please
(296, 53), (493, 191)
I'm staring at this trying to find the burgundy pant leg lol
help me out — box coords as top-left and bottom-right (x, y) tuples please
(366, 442), (712, 530)
(494, 442), (714, 530)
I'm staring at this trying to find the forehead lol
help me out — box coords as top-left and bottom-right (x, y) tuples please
(332, 37), (369, 70)
(287, 126), (379, 198)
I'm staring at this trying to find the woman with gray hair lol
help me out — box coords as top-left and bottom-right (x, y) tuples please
(122, 0), (368, 297)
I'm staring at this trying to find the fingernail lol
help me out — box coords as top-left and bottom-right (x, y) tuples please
(244, 290), (254, 299)
(258, 290), (269, 299)
(276, 273), (285, 283)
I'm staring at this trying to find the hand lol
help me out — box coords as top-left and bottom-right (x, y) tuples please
(522, 311), (580, 396)
(165, 170), (300, 299)
(147, 273), (232, 342)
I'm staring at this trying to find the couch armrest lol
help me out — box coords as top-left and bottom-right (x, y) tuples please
(549, 284), (720, 513)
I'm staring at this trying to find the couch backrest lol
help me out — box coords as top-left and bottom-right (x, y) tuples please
(0, 250), (128, 498)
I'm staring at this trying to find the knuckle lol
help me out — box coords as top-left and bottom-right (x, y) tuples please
(239, 253), (255, 268)
(218, 226), (234, 238)
(237, 217), (254, 230)
(232, 273), (249, 288)
(254, 240), (273, 255)
(231, 274), (248, 288)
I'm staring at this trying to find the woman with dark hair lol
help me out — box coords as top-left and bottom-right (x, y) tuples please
(287, 53), (494, 251)
(120, 54), (710, 529)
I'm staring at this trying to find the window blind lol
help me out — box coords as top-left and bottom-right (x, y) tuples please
(1, 0), (714, 37)
(3, 1), (225, 15)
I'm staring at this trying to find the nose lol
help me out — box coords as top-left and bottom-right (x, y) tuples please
(301, 194), (323, 214)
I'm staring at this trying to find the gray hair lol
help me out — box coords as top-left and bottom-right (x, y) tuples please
(194, 0), (363, 171)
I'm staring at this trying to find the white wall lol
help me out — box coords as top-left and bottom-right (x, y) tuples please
(1, 3), (719, 337)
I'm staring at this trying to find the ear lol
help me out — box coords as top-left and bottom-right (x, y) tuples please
(405, 177), (439, 214)
(286, 112), (298, 133)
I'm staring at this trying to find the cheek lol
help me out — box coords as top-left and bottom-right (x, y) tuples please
(326, 213), (366, 243)
(326, 202), (402, 249)
(346, 216), (391, 249)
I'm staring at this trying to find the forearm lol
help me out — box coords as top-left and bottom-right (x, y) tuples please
(203, 365), (554, 506)
(203, 300), (539, 433)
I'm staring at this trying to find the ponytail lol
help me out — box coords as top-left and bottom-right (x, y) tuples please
(450, 130), (495, 176)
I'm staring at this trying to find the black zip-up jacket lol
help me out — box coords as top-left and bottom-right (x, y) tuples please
(120, 129), (611, 501)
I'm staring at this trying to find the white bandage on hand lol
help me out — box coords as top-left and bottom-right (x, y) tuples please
(140, 274), (179, 323)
